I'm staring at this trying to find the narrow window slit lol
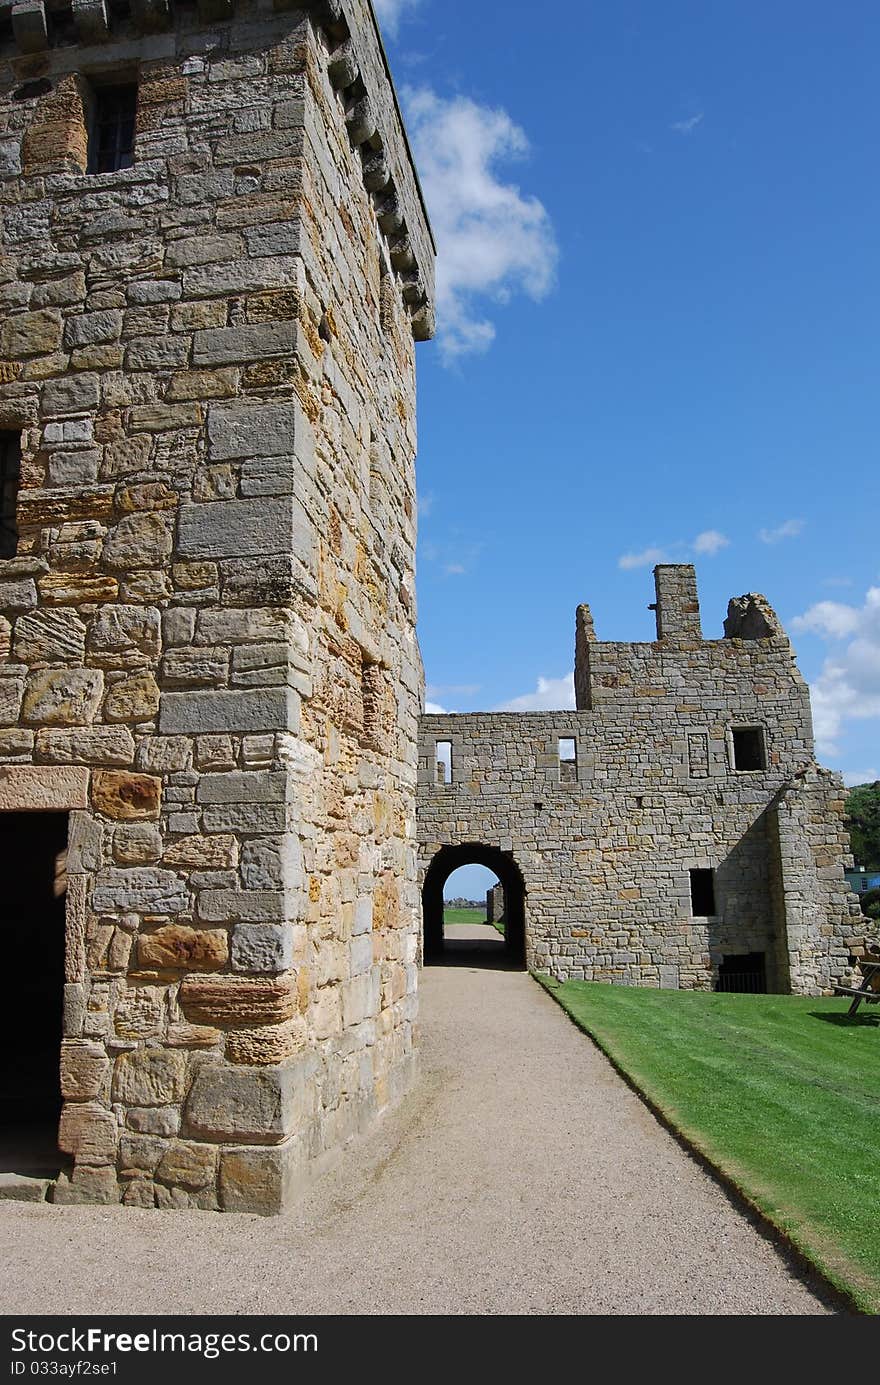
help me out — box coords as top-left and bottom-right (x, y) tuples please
(0, 431), (22, 559)
(435, 740), (452, 785)
(558, 737), (577, 783)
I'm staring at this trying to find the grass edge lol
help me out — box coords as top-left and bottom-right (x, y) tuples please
(532, 971), (876, 1316)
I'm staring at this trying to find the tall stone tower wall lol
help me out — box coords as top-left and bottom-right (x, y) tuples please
(0, 0), (433, 1209)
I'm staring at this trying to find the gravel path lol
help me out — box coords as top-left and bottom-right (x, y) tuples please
(0, 931), (832, 1315)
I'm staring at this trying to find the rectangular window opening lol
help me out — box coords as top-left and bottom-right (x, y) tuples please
(558, 737), (577, 783)
(87, 82), (137, 175)
(715, 952), (766, 994)
(731, 726), (766, 772)
(0, 432), (22, 559)
(689, 868), (716, 917)
(435, 740), (452, 785)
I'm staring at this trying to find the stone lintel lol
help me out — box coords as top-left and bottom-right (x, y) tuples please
(0, 763), (89, 810)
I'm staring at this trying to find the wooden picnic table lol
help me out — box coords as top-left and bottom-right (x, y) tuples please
(833, 957), (880, 1016)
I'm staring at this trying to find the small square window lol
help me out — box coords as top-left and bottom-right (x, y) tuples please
(87, 83), (137, 175)
(0, 432), (22, 559)
(731, 726), (766, 771)
(689, 868), (716, 917)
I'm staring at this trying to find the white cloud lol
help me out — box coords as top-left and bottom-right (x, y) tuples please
(424, 700), (446, 714)
(759, 518), (805, 544)
(618, 545), (668, 571)
(494, 672), (576, 712)
(792, 601), (861, 640)
(403, 87), (558, 361)
(793, 586), (880, 756)
(417, 491), (435, 518)
(671, 113), (704, 135)
(373, 0), (420, 38)
(618, 530), (730, 569)
(693, 529), (730, 556)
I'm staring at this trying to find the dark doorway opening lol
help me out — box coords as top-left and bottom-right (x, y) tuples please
(423, 843), (526, 968)
(715, 951), (767, 994)
(0, 812), (68, 1178)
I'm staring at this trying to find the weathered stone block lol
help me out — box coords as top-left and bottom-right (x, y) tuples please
(163, 834), (236, 868)
(103, 512), (174, 570)
(112, 1049), (189, 1106)
(192, 321), (296, 366)
(159, 688), (295, 735)
(36, 727), (134, 766)
(92, 770), (161, 821)
(0, 764), (89, 810)
(104, 672), (160, 722)
(1, 309), (62, 357)
(41, 373), (100, 416)
(113, 823), (163, 865)
(218, 1144), (297, 1214)
(59, 1041), (109, 1101)
(156, 1141), (218, 1191)
(138, 925), (228, 971)
(196, 771), (287, 804)
(58, 1101), (118, 1163)
(184, 1064), (298, 1143)
(206, 400), (301, 461)
(225, 1022), (299, 1066)
(22, 668), (103, 725)
(14, 608), (87, 664)
(52, 1166), (119, 1205)
(177, 495), (306, 560)
(88, 605), (161, 666)
(198, 890), (285, 925)
(92, 866), (188, 914)
(37, 573), (119, 605)
(178, 974), (297, 1028)
(231, 924), (294, 974)
(0, 578), (37, 609)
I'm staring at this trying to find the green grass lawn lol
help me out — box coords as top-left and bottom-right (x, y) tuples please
(536, 977), (880, 1313)
(443, 907), (487, 925)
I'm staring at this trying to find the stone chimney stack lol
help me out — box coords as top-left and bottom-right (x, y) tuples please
(0, 0), (434, 1211)
(651, 565), (702, 643)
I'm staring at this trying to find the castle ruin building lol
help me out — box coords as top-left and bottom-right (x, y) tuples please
(419, 566), (864, 994)
(0, 0), (866, 1218)
(0, 0), (433, 1209)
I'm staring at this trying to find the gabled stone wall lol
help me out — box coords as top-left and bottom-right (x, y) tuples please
(0, 0), (433, 1209)
(419, 566), (864, 993)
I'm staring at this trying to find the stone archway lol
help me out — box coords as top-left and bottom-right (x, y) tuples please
(422, 843), (527, 967)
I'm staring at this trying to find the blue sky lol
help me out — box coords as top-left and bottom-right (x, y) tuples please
(374, 1), (880, 897)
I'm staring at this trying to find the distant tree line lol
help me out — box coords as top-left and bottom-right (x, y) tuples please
(847, 782), (880, 921)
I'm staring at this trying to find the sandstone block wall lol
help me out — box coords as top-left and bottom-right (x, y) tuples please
(0, 0), (433, 1209)
(419, 567), (864, 994)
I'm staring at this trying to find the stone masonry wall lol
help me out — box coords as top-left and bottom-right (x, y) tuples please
(419, 567), (862, 994)
(0, 0), (433, 1209)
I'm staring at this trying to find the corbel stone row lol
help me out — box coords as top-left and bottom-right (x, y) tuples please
(300, 0), (434, 341)
(5, 0), (234, 51)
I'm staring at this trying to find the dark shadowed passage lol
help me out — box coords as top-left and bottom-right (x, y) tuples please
(423, 842), (526, 967)
(0, 811), (68, 1179)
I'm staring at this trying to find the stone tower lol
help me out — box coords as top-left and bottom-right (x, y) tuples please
(0, 0), (434, 1210)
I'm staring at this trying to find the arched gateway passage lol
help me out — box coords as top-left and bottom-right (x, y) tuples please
(423, 844), (526, 967)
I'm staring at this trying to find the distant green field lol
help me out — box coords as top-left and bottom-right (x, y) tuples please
(443, 907), (487, 926)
